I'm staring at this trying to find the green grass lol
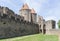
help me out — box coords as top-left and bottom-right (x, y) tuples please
(0, 34), (58, 41)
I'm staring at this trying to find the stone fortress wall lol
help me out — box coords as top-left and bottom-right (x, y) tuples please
(0, 6), (39, 38)
(0, 4), (60, 39)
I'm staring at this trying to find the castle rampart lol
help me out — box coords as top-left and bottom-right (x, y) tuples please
(0, 6), (39, 38)
(0, 4), (59, 39)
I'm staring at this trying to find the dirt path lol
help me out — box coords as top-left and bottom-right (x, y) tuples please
(58, 35), (60, 41)
(59, 36), (60, 41)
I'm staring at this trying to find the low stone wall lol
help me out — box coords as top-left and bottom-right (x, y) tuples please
(46, 29), (60, 35)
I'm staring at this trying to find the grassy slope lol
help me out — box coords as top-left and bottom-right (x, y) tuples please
(0, 34), (58, 41)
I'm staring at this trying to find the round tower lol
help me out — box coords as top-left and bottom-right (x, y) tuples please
(30, 8), (37, 23)
(3, 7), (8, 14)
(19, 3), (31, 22)
(37, 15), (46, 34)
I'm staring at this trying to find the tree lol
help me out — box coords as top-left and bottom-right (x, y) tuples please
(57, 20), (60, 28)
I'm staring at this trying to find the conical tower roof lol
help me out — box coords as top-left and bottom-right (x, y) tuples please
(21, 3), (29, 10)
(31, 8), (36, 14)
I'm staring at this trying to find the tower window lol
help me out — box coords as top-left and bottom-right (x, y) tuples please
(3, 22), (6, 24)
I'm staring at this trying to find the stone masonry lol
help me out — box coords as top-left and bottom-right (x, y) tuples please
(0, 4), (60, 40)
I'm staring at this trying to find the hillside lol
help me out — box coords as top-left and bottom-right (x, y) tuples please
(0, 34), (58, 41)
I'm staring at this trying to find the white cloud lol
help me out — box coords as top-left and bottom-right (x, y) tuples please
(0, 0), (19, 8)
(45, 16), (57, 21)
(21, 0), (49, 13)
(0, 0), (24, 13)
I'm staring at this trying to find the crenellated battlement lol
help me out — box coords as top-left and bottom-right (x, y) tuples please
(0, 6), (39, 25)
(0, 6), (39, 39)
(0, 12), (38, 26)
(0, 6), (14, 15)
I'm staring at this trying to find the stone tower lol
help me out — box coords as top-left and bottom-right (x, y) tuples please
(0, 7), (8, 14)
(0, 7), (14, 15)
(37, 15), (46, 34)
(0, 6), (3, 13)
(3, 7), (8, 14)
(30, 8), (37, 23)
(45, 20), (56, 34)
(19, 3), (31, 22)
(46, 20), (56, 30)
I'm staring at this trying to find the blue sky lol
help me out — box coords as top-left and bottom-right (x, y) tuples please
(0, 0), (60, 28)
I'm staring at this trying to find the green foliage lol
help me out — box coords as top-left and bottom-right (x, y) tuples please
(57, 20), (60, 28)
(0, 34), (58, 41)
